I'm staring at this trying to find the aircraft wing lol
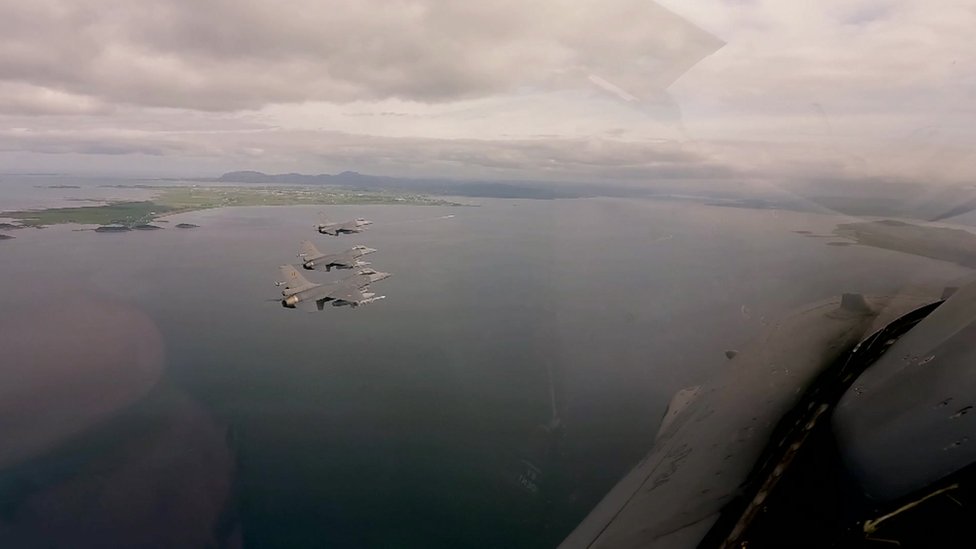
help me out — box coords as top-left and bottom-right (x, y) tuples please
(296, 299), (323, 312)
(329, 252), (360, 267)
(304, 252), (358, 271)
(558, 294), (905, 548)
(281, 281), (362, 310)
(290, 283), (340, 311)
(331, 285), (366, 303)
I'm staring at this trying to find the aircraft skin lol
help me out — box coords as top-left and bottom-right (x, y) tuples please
(298, 240), (377, 272)
(277, 265), (390, 309)
(559, 292), (945, 549)
(316, 218), (372, 236)
(834, 282), (976, 503)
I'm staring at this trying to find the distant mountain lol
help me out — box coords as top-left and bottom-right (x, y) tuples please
(216, 170), (269, 183)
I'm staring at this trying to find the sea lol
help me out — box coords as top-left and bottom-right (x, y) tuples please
(0, 177), (971, 547)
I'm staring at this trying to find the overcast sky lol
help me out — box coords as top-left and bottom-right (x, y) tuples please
(0, 0), (973, 184)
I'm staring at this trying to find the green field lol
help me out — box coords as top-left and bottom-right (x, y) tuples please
(4, 201), (170, 227)
(2, 186), (460, 227)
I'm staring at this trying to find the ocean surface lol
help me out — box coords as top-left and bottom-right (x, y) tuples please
(0, 186), (971, 547)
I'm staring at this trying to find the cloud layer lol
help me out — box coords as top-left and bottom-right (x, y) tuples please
(0, 0), (973, 185)
(0, 0), (719, 110)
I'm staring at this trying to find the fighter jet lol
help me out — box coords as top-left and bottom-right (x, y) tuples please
(276, 265), (390, 310)
(315, 217), (371, 236)
(298, 240), (376, 272)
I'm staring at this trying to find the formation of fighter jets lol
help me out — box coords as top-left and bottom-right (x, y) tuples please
(275, 216), (390, 310)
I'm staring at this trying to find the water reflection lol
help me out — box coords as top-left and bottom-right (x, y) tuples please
(0, 295), (239, 548)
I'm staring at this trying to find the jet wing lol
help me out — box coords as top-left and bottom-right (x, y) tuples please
(329, 253), (359, 267)
(331, 285), (366, 303)
(305, 283), (338, 299)
(304, 253), (358, 272)
(296, 299), (323, 312)
(559, 294), (903, 549)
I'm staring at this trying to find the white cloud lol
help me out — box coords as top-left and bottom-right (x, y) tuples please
(0, 0), (719, 109)
(0, 0), (972, 185)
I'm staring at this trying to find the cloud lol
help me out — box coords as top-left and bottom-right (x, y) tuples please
(0, 0), (972, 185)
(0, 0), (721, 111)
(0, 128), (201, 156)
(670, 1), (976, 122)
(0, 125), (731, 181)
(0, 83), (110, 115)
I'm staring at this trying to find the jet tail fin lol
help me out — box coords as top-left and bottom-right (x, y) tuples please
(278, 265), (316, 294)
(299, 240), (322, 259)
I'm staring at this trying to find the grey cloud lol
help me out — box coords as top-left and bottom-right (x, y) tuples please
(839, 3), (892, 26)
(0, 0), (721, 111)
(0, 125), (733, 181)
(260, 131), (728, 180)
(7, 0), (970, 184)
(0, 83), (110, 116)
(345, 111), (411, 118)
(675, 1), (976, 121)
(0, 129), (197, 156)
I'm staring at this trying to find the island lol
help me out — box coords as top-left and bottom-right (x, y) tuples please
(94, 225), (132, 233)
(2, 185), (462, 228)
(175, 223), (199, 229)
(0, 234), (14, 240)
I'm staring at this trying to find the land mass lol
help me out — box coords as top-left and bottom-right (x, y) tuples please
(217, 171), (976, 221)
(834, 219), (976, 267)
(94, 225), (132, 233)
(213, 170), (587, 199)
(2, 186), (461, 228)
